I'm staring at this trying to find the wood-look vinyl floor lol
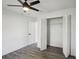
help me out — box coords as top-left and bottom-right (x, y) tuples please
(2, 44), (76, 59)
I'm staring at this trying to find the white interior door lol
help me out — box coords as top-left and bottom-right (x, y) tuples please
(27, 21), (36, 45)
(49, 23), (63, 48)
(63, 15), (71, 58)
(40, 19), (47, 50)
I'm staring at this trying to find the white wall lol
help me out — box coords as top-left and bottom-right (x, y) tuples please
(47, 17), (63, 48)
(37, 8), (76, 56)
(2, 8), (36, 55)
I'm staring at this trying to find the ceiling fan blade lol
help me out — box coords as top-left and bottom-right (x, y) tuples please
(25, 0), (27, 2)
(7, 5), (22, 7)
(17, 0), (23, 4)
(30, 7), (39, 11)
(30, 0), (40, 6)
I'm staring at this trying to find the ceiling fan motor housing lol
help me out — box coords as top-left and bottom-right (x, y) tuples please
(23, 2), (29, 7)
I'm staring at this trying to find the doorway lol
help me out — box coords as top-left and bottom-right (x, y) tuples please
(47, 17), (63, 48)
(38, 15), (71, 57)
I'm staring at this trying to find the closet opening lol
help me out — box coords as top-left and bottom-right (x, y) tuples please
(47, 17), (63, 48)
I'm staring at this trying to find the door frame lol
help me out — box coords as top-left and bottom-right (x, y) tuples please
(37, 15), (71, 58)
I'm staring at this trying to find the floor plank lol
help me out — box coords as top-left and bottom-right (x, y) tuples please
(2, 44), (76, 59)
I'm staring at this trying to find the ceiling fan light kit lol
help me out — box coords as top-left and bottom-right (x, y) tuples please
(7, 0), (40, 12)
(23, 7), (30, 11)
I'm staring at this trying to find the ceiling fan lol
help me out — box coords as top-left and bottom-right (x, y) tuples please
(7, 0), (40, 12)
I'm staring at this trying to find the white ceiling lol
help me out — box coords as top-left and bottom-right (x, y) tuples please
(3, 0), (76, 17)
